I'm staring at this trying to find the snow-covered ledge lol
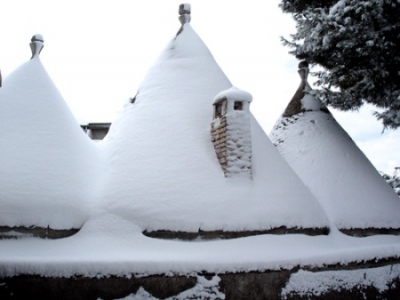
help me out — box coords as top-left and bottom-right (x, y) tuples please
(211, 87), (253, 178)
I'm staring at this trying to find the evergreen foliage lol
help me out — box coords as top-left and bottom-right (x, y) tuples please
(280, 0), (400, 129)
(382, 168), (400, 197)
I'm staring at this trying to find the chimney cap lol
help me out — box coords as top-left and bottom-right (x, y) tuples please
(214, 87), (253, 104)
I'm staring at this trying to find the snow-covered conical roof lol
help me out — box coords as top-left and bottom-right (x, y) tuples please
(102, 7), (329, 233)
(270, 62), (400, 232)
(0, 35), (103, 230)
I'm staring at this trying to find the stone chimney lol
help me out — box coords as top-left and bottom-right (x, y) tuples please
(30, 34), (44, 59)
(211, 87), (253, 178)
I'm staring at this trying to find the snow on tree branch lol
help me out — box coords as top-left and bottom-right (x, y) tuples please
(280, 0), (400, 129)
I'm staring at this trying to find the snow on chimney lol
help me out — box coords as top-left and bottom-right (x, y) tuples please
(211, 87), (253, 178)
(30, 34), (44, 59)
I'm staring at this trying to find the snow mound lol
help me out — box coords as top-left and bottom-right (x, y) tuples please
(301, 87), (321, 111)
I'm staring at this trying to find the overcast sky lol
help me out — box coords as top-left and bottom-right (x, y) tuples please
(1, 0), (399, 174)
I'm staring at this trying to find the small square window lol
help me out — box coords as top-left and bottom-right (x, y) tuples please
(215, 103), (223, 118)
(234, 101), (243, 110)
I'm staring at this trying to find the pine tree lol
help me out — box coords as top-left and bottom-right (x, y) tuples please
(382, 168), (400, 197)
(280, 0), (400, 129)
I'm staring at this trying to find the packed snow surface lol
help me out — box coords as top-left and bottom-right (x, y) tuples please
(270, 111), (400, 229)
(0, 215), (400, 277)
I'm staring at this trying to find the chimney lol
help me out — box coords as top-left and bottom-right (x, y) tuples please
(211, 87), (253, 178)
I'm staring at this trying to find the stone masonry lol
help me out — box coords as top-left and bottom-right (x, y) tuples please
(211, 115), (228, 173)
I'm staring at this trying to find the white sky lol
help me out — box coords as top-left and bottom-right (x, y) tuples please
(0, 0), (399, 174)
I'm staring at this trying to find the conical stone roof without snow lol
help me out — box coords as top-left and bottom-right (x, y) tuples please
(270, 62), (400, 234)
(101, 6), (329, 236)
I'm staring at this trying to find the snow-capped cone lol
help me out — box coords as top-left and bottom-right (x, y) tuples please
(102, 6), (329, 233)
(0, 36), (103, 230)
(270, 63), (400, 233)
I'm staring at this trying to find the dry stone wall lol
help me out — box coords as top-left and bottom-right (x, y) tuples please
(2, 259), (400, 300)
(211, 116), (228, 173)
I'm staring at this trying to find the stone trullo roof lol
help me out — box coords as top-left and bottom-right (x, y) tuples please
(0, 35), (103, 232)
(101, 5), (329, 235)
(270, 62), (400, 233)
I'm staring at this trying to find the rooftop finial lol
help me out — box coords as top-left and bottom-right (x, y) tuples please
(179, 3), (191, 25)
(30, 34), (44, 59)
(282, 61), (311, 117)
(298, 61), (309, 83)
